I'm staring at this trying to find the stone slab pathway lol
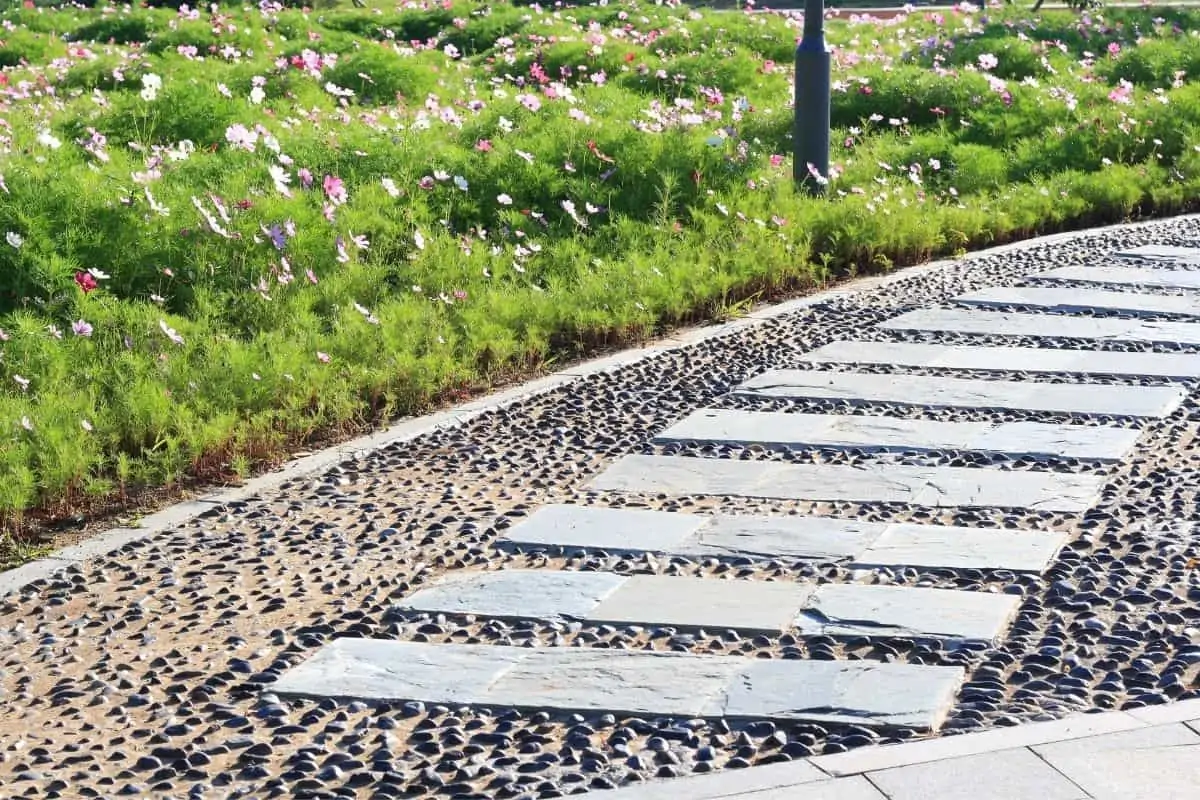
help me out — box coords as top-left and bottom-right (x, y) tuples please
(497, 504), (1069, 571)
(880, 307), (1200, 350)
(653, 409), (1140, 460)
(588, 454), (1105, 511)
(733, 368), (1186, 417)
(10, 228), (1200, 799)
(272, 639), (966, 729)
(957, 286), (1200, 317)
(801, 339), (1200, 378)
(1117, 243), (1200, 263)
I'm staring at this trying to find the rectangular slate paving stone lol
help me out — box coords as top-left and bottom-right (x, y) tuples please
(704, 658), (964, 730)
(881, 307), (1200, 353)
(690, 514), (883, 561)
(274, 639), (965, 729)
(397, 570), (626, 621)
(1032, 265), (1200, 290)
(735, 367), (1185, 418)
(499, 504), (1066, 572)
(1116, 244), (1200, 264)
(586, 575), (817, 633)
(956, 286), (1200, 318)
(802, 339), (1200, 379)
(653, 409), (1139, 461)
(855, 523), (1068, 573)
(495, 504), (708, 555)
(794, 584), (1021, 643)
(587, 454), (1105, 512)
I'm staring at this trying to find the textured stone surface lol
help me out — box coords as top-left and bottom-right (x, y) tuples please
(879, 307), (1200, 352)
(957, 286), (1200, 318)
(867, 748), (1086, 800)
(1033, 264), (1200, 289)
(802, 339), (1200, 378)
(589, 575), (816, 633)
(1115, 244), (1200, 263)
(653, 408), (1140, 461)
(691, 514), (883, 561)
(1033, 723), (1200, 800)
(734, 367), (1186, 418)
(588, 454), (1106, 512)
(855, 523), (1067, 573)
(706, 658), (964, 729)
(398, 569), (626, 620)
(495, 503), (707, 554)
(795, 584), (1021, 643)
(275, 639), (964, 728)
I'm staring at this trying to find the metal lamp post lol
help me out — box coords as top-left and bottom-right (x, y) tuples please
(793, 0), (830, 195)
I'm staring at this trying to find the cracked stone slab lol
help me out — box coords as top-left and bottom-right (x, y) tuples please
(735, 367), (1186, 418)
(880, 308), (1200, 354)
(653, 409), (1140, 461)
(587, 455), (1105, 512)
(794, 584), (1021, 643)
(956, 286), (1200, 318)
(1031, 265), (1200, 290)
(703, 658), (964, 730)
(498, 505), (1066, 572)
(802, 339), (1200, 379)
(397, 571), (1017, 641)
(1115, 244), (1200, 264)
(274, 639), (964, 729)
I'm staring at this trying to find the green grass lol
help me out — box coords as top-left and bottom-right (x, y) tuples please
(1, 0), (1199, 561)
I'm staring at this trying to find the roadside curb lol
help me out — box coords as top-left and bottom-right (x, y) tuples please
(3, 212), (1199, 599)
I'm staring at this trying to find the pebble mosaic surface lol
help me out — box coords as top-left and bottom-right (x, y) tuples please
(3, 222), (1200, 800)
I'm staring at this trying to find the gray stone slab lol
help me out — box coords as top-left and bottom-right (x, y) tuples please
(794, 585), (1020, 643)
(867, 747), (1087, 800)
(654, 409), (1138, 461)
(957, 286), (1200, 318)
(706, 658), (964, 729)
(802, 339), (1200, 379)
(272, 638), (529, 704)
(688, 515), (883, 561)
(588, 455), (1105, 512)
(1116, 244), (1200, 264)
(397, 570), (626, 621)
(488, 648), (740, 717)
(1034, 722), (1200, 800)
(735, 367), (1185, 418)
(274, 639), (964, 729)
(588, 575), (816, 633)
(496, 504), (707, 555)
(880, 307), (1200, 354)
(855, 523), (1067, 573)
(1034, 264), (1200, 290)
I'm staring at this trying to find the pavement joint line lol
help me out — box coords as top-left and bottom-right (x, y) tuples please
(4, 211), (1200, 598)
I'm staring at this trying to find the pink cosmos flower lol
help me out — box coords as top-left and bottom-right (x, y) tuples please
(323, 174), (347, 205)
(72, 319), (93, 337)
(316, 351), (331, 363)
(298, 168), (314, 189)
